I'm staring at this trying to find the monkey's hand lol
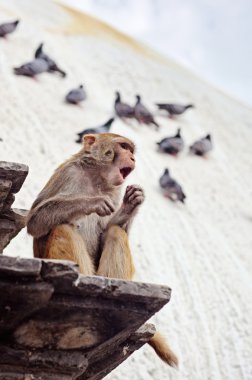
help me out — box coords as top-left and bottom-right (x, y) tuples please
(122, 185), (145, 214)
(106, 186), (144, 231)
(91, 196), (115, 217)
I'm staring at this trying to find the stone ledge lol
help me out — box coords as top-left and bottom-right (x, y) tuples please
(0, 255), (172, 379)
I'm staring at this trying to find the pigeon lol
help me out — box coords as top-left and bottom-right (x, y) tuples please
(159, 168), (186, 203)
(114, 91), (135, 119)
(65, 85), (86, 105)
(157, 128), (184, 155)
(14, 58), (49, 77)
(0, 20), (19, 38)
(156, 103), (194, 118)
(134, 95), (159, 130)
(35, 43), (66, 77)
(0, 138), (3, 142)
(76, 117), (115, 143)
(189, 134), (213, 156)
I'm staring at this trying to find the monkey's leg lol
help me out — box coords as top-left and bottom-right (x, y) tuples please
(45, 224), (94, 275)
(97, 225), (135, 280)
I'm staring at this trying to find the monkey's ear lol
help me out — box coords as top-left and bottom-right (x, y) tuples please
(82, 134), (97, 151)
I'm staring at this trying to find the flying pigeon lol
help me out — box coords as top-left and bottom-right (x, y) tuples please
(0, 20), (19, 38)
(65, 85), (86, 105)
(76, 118), (115, 143)
(114, 91), (135, 119)
(35, 43), (66, 77)
(157, 128), (184, 155)
(159, 168), (186, 203)
(14, 58), (49, 77)
(134, 95), (159, 130)
(156, 103), (194, 118)
(189, 134), (213, 156)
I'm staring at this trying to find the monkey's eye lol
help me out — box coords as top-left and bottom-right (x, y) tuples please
(120, 143), (134, 153)
(119, 142), (134, 153)
(105, 150), (112, 156)
(120, 143), (129, 150)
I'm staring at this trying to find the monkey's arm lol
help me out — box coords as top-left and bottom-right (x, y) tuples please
(107, 185), (144, 232)
(27, 195), (114, 238)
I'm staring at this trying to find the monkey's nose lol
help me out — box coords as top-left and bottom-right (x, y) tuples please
(130, 156), (135, 162)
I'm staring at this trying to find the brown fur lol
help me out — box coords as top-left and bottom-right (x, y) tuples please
(97, 225), (135, 279)
(149, 332), (178, 367)
(45, 224), (95, 275)
(27, 133), (177, 367)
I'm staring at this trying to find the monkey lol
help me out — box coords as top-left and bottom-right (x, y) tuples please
(26, 133), (178, 368)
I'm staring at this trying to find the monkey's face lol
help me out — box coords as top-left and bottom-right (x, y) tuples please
(108, 140), (135, 186)
(82, 134), (135, 187)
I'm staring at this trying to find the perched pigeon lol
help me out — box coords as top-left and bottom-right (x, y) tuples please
(134, 95), (159, 130)
(76, 117), (115, 143)
(159, 168), (186, 203)
(189, 134), (213, 156)
(157, 128), (184, 155)
(65, 85), (86, 105)
(114, 91), (135, 119)
(156, 103), (194, 118)
(14, 58), (49, 77)
(0, 20), (19, 38)
(35, 43), (66, 77)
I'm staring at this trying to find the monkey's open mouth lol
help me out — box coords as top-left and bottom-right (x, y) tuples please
(120, 167), (132, 179)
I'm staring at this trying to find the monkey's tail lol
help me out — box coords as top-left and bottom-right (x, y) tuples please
(148, 331), (178, 368)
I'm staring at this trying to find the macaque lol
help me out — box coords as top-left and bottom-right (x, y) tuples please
(27, 133), (178, 367)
